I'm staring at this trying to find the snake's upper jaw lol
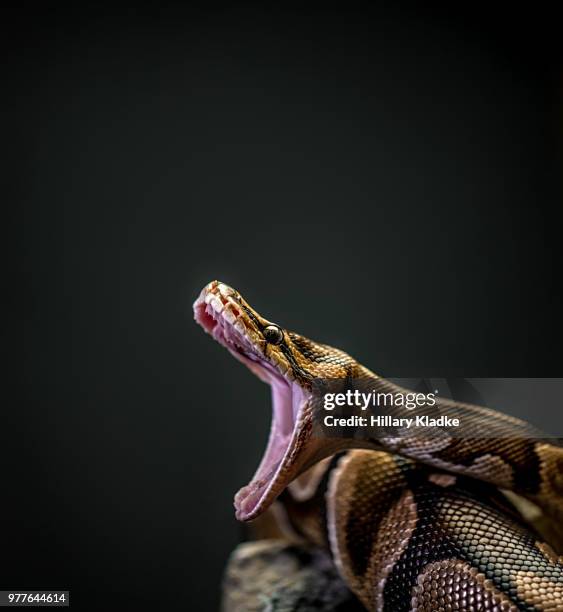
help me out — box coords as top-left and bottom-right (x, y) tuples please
(193, 281), (315, 521)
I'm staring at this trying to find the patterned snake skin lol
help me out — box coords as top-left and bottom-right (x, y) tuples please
(194, 281), (563, 611)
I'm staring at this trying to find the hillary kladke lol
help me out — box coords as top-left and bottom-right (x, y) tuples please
(321, 388), (461, 429)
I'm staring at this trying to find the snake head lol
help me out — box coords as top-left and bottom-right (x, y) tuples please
(193, 280), (360, 521)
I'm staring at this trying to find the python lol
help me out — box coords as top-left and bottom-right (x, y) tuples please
(194, 280), (563, 611)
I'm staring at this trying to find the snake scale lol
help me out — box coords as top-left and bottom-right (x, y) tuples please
(194, 281), (563, 611)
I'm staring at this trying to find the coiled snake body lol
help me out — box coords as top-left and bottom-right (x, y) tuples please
(194, 281), (563, 611)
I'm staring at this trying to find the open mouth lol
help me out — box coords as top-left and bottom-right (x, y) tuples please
(193, 281), (311, 521)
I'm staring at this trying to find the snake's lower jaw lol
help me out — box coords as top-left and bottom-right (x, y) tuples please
(233, 392), (314, 522)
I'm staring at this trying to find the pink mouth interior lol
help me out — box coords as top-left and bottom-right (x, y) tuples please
(194, 298), (307, 520)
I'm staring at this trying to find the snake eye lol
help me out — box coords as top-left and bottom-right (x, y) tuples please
(263, 324), (284, 345)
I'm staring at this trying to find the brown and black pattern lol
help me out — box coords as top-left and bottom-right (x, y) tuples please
(317, 450), (563, 611)
(279, 454), (346, 548)
(411, 561), (520, 611)
(397, 436), (563, 525)
(357, 377), (563, 524)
